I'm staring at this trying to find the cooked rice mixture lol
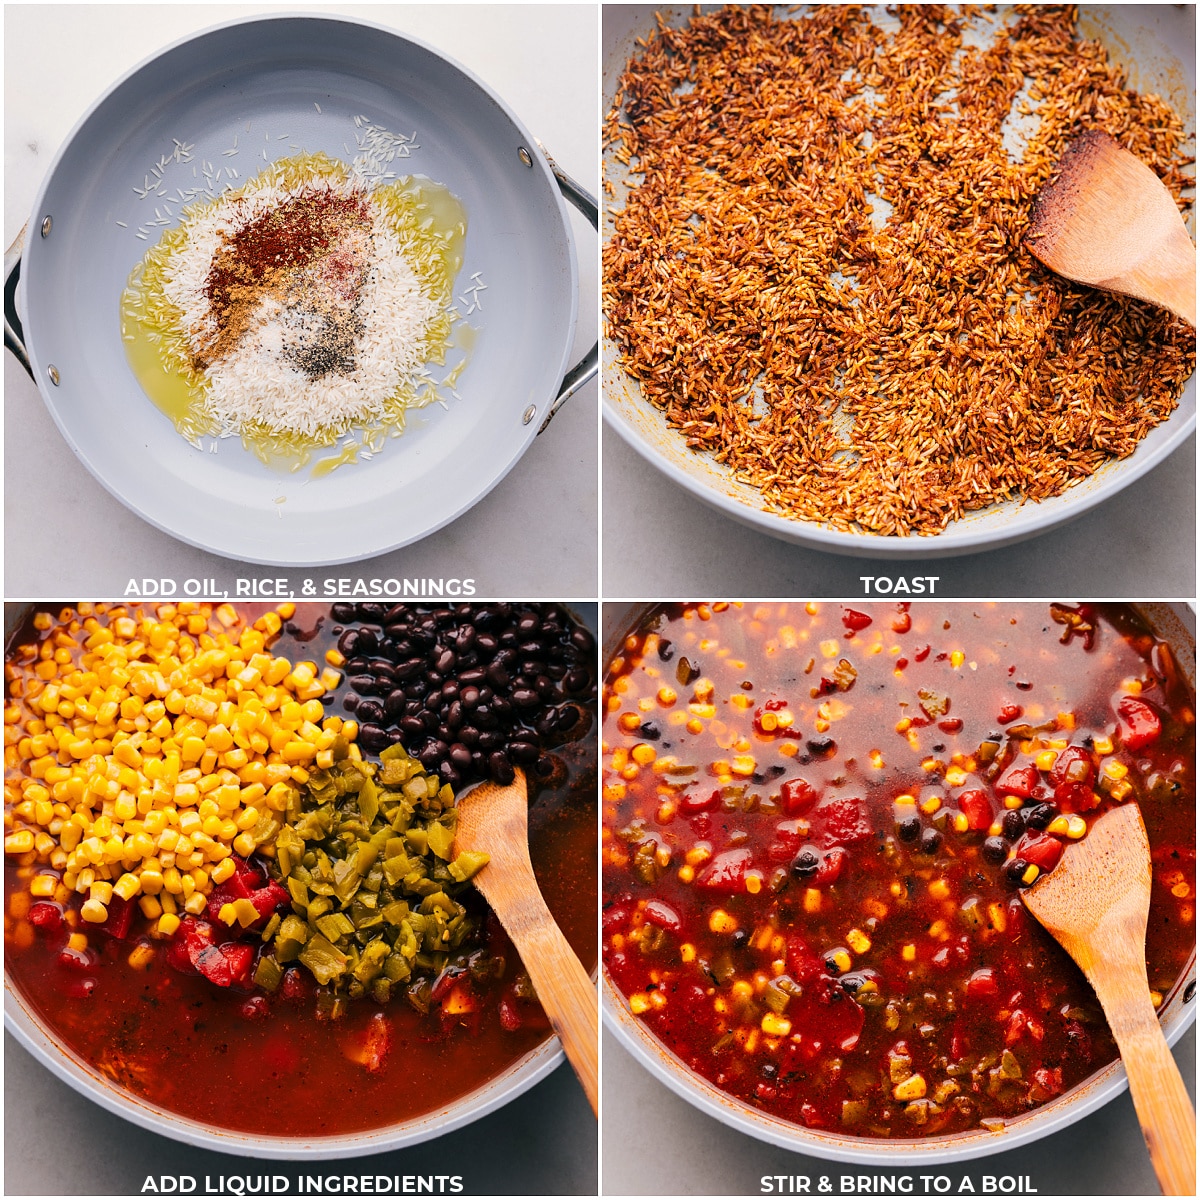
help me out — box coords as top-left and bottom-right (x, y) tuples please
(604, 5), (1196, 535)
(123, 154), (462, 454)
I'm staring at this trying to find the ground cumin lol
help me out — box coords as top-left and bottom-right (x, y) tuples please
(603, 4), (1195, 536)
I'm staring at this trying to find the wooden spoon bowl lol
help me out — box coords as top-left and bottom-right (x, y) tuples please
(1022, 803), (1195, 1195)
(1026, 130), (1196, 327)
(454, 769), (599, 1115)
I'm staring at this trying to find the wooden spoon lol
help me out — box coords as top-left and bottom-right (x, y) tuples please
(1025, 130), (1196, 326)
(1022, 804), (1195, 1195)
(454, 769), (599, 1115)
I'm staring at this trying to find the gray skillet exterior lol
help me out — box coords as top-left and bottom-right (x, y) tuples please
(16, 13), (581, 565)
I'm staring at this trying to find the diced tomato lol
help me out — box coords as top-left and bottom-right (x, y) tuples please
(62, 977), (97, 1000)
(780, 777), (820, 815)
(96, 895), (134, 940)
(913, 645), (931, 662)
(602, 901), (632, 934)
(996, 761), (1040, 799)
(193, 941), (255, 989)
(997, 704), (1024, 725)
(58, 945), (98, 972)
(842, 609), (873, 631)
(813, 846), (848, 886)
(1015, 831), (1064, 873)
(696, 848), (754, 893)
(785, 934), (825, 984)
(28, 901), (64, 933)
(891, 609), (912, 634)
(680, 788), (720, 814)
(354, 1012), (392, 1072)
(965, 968), (999, 999)
(1032, 1066), (1063, 1097)
(279, 967), (310, 1004)
(957, 789), (992, 831)
(1117, 695), (1162, 751)
(791, 974), (864, 1053)
(767, 821), (806, 862)
(815, 797), (871, 846)
(1049, 745), (1094, 789)
(248, 880), (290, 921)
(642, 899), (683, 934)
(1004, 1008), (1044, 1045)
(499, 996), (523, 1032)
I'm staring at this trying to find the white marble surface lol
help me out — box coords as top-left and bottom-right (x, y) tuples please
(4, 3), (599, 597)
(602, 1025), (1197, 1197)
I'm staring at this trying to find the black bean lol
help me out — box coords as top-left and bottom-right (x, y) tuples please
(512, 688), (539, 708)
(399, 717), (425, 738)
(488, 752), (515, 786)
(359, 723), (389, 752)
(791, 849), (821, 878)
(1002, 809), (1026, 840)
(348, 674), (377, 695)
(982, 836), (1008, 864)
(434, 649), (456, 674)
(535, 754), (554, 778)
(461, 686), (481, 709)
(458, 668), (487, 687)
(439, 681), (460, 702)
(454, 626), (477, 653)
(1005, 858), (1031, 888)
(384, 690), (407, 719)
(449, 743), (473, 770)
(487, 661), (511, 690)
(357, 700), (385, 725)
(342, 694), (359, 713)
(806, 736), (836, 757)
(1025, 802), (1058, 830)
(459, 726), (480, 747)
(477, 731), (504, 751)
(656, 638), (675, 662)
(356, 628), (379, 655)
(563, 667), (590, 694)
(517, 615), (541, 637)
(476, 633), (499, 654)
(638, 720), (661, 741)
(393, 658), (425, 681)
(508, 740), (539, 764)
(897, 815), (921, 843)
(570, 627), (595, 654)
(920, 828), (942, 855)
(337, 629), (360, 657)
(439, 763), (462, 790)
(331, 603), (357, 623)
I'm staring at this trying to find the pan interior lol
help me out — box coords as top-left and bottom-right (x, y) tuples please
(23, 15), (578, 565)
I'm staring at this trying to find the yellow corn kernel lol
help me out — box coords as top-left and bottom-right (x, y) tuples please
(629, 993), (652, 1015)
(901, 943), (916, 962)
(920, 795), (941, 816)
(183, 892), (208, 915)
(5, 830), (35, 854)
(731, 979), (754, 1001)
(1003, 794), (1024, 810)
(127, 943), (155, 970)
(1109, 779), (1133, 801)
(680, 943), (696, 963)
(928, 879), (950, 901)
(1065, 815), (1087, 839)
(803, 888), (822, 914)
(1035, 750), (1058, 771)
(157, 913), (181, 936)
(28, 874), (56, 898)
(80, 898), (108, 923)
(761, 1013), (792, 1037)
(830, 948), (852, 973)
(847, 929), (871, 955)
(894, 793), (916, 807)
(1047, 816), (1070, 836)
(709, 909), (738, 935)
(67, 932), (88, 952)
(1093, 735), (1114, 755)
(1021, 863), (1040, 886)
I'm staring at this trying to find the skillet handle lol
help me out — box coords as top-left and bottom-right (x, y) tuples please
(4, 224), (34, 379)
(537, 145), (597, 434)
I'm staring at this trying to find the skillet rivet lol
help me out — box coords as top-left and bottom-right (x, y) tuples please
(522, 405), (536, 425)
(48, 365), (60, 386)
(40, 216), (52, 238)
(518, 147), (533, 168)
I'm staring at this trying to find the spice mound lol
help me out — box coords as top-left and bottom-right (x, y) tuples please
(123, 154), (466, 458)
(603, 5), (1196, 536)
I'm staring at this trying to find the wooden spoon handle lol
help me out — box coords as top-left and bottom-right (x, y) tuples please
(1090, 962), (1196, 1195)
(517, 903), (600, 1115)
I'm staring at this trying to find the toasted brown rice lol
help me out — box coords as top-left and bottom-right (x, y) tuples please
(603, 4), (1195, 536)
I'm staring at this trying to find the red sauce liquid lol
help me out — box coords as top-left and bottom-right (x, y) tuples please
(5, 603), (597, 1138)
(602, 602), (1194, 1138)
